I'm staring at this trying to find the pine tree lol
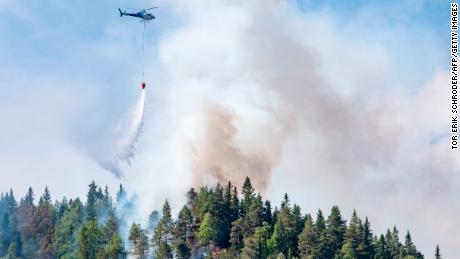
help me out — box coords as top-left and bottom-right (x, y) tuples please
(17, 187), (35, 258)
(268, 194), (294, 257)
(298, 214), (316, 258)
(241, 177), (255, 216)
(262, 200), (273, 226)
(374, 234), (390, 259)
(386, 226), (400, 258)
(256, 222), (272, 258)
(315, 209), (328, 258)
(107, 233), (124, 259)
(116, 185), (126, 204)
(231, 186), (240, 219)
(325, 206), (346, 258)
(56, 197), (69, 220)
(230, 218), (244, 255)
(54, 200), (85, 258)
(86, 182), (97, 220)
(269, 216), (289, 257)
(3, 193), (21, 259)
(208, 183), (228, 247)
(32, 189), (54, 258)
(343, 210), (361, 257)
(18, 188), (35, 227)
(24, 188), (34, 207)
(80, 220), (104, 259)
(435, 245), (441, 259)
(197, 212), (218, 247)
(357, 217), (373, 258)
(39, 186), (51, 205)
(245, 194), (264, 234)
(272, 206), (279, 225)
(0, 179), (435, 259)
(175, 206), (193, 245)
(153, 200), (174, 258)
(221, 181), (235, 248)
(129, 223), (148, 258)
(290, 204), (304, 256)
(104, 213), (119, 243)
(103, 185), (112, 210)
(402, 231), (418, 257)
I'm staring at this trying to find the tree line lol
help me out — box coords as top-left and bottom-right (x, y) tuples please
(0, 177), (442, 258)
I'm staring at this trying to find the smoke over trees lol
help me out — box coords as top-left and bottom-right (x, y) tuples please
(0, 178), (438, 258)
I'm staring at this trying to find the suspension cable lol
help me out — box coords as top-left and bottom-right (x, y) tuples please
(142, 21), (145, 82)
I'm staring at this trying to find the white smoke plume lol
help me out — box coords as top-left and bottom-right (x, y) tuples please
(94, 90), (145, 178)
(124, 1), (457, 257)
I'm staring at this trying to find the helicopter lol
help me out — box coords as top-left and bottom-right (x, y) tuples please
(118, 7), (157, 22)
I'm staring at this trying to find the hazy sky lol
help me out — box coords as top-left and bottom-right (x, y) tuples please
(0, 0), (455, 257)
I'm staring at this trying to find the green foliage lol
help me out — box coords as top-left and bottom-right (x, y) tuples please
(0, 178), (430, 259)
(152, 200), (173, 249)
(86, 182), (97, 221)
(128, 223), (148, 258)
(325, 206), (346, 258)
(79, 220), (104, 259)
(197, 213), (218, 246)
(156, 241), (173, 259)
(386, 226), (401, 258)
(269, 216), (289, 256)
(54, 200), (85, 258)
(357, 217), (373, 258)
(374, 234), (390, 259)
(343, 210), (361, 257)
(39, 186), (51, 205)
(230, 218), (244, 254)
(399, 231), (424, 259)
(341, 239), (357, 259)
(107, 233), (124, 259)
(152, 200), (174, 259)
(267, 193), (305, 257)
(298, 214), (316, 258)
(174, 205), (193, 252)
(242, 222), (271, 259)
(314, 209), (328, 258)
(241, 177), (255, 217)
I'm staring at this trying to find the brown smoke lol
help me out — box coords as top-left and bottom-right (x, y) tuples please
(182, 3), (397, 193)
(140, 1), (458, 256)
(190, 102), (281, 192)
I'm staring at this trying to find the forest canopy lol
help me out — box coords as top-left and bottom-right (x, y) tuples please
(0, 177), (440, 259)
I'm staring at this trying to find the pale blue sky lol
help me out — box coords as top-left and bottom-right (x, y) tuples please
(0, 0), (447, 102)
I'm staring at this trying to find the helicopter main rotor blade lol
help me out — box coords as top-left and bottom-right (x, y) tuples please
(145, 7), (158, 10)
